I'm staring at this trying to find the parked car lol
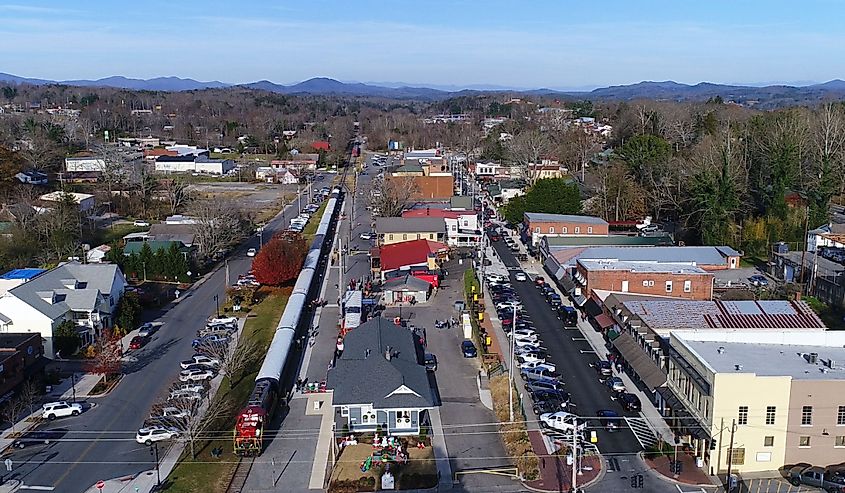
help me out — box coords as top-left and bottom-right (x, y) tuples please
(150, 406), (191, 420)
(532, 395), (571, 416)
(12, 428), (68, 449)
(192, 334), (230, 349)
(521, 367), (560, 381)
(180, 355), (221, 369)
(179, 368), (215, 382)
(520, 361), (556, 372)
(749, 275), (769, 287)
(42, 401), (83, 420)
(136, 426), (179, 445)
(359, 232), (375, 240)
(534, 276), (546, 287)
(789, 466), (845, 491)
(606, 376), (626, 392)
(596, 410), (623, 431)
(133, 220), (150, 227)
(137, 322), (158, 337)
(618, 393), (642, 412)
(169, 387), (205, 401)
(514, 272), (528, 282)
(461, 340), (477, 358)
(517, 353), (546, 365)
(526, 380), (565, 395)
(558, 306), (578, 326)
(593, 361), (613, 377)
(246, 248), (257, 257)
(424, 353), (438, 371)
(540, 411), (585, 434)
(129, 335), (149, 350)
(514, 337), (541, 348)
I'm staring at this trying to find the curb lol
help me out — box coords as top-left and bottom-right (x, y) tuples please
(637, 452), (718, 488)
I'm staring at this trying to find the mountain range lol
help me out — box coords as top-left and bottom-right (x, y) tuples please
(2, 72), (845, 107)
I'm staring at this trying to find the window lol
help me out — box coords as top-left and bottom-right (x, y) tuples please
(588, 227), (593, 234)
(765, 406), (776, 425)
(535, 227), (540, 233)
(665, 281), (673, 293)
(549, 227), (554, 234)
(402, 233), (408, 240)
(763, 436), (774, 447)
(683, 280), (692, 293)
(738, 406), (748, 425)
(388, 234), (393, 241)
(802, 406), (813, 426)
(838, 406), (845, 425)
(574, 227), (580, 234)
(729, 448), (745, 465)
(642, 280), (649, 287)
(647, 280), (654, 287)
(415, 234), (421, 240)
(562, 227), (568, 233)
(799, 436), (811, 447)
(836, 436), (845, 448)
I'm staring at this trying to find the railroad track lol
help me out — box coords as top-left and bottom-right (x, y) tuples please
(225, 456), (254, 493)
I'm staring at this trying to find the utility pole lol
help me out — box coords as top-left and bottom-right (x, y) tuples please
(508, 302), (517, 423)
(571, 416), (578, 492)
(725, 419), (737, 492)
(798, 204), (810, 292)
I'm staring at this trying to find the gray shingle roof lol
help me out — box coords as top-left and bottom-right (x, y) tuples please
(524, 213), (608, 225)
(383, 275), (431, 292)
(376, 217), (445, 234)
(327, 318), (434, 409)
(7, 263), (122, 319)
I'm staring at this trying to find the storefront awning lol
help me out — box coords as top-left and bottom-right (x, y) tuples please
(594, 313), (614, 330)
(559, 275), (575, 294)
(612, 332), (667, 390)
(572, 294), (586, 307)
(584, 298), (603, 318)
(656, 387), (710, 440)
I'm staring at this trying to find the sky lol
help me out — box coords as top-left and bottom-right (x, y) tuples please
(0, 0), (844, 89)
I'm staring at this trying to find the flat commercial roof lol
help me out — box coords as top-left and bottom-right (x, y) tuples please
(524, 213), (608, 225)
(0, 268), (46, 280)
(553, 246), (737, 267)
(682, 339), (845, 380)
(622, 300), (827, 333)
(579, 259), (709, 275)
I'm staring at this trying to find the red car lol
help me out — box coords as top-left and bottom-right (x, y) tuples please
(129, 335), (149, 350)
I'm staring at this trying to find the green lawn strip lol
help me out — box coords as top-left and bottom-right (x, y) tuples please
(301, 200), (329, 241)
(165, 290), (289, 493)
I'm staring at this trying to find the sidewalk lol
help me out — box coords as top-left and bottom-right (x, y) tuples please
(644, 451), (714, 486)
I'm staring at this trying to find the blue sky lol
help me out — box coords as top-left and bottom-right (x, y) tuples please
(0, 0), (843, 89)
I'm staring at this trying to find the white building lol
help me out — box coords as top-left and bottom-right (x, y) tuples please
(166, 144), (209, 157)
(40, 192), (95, 212)
(0, 262), (126, 357)
(155, 155), (234, 175)
(86, 244), (111, 264)
(65, 157), (106, 173)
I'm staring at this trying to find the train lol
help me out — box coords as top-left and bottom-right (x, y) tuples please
(234, 185), (343, 456)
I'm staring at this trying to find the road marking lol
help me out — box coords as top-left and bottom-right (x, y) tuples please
(579, 349), (596, 354)
(571, 337), (587, 341)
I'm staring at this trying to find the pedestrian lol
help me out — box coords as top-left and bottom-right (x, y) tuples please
(295, 377), (302, 391)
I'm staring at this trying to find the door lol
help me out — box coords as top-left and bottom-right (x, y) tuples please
(621, 280), (629, 292)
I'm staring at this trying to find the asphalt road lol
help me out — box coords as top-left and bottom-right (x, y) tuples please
(488, 235), (643, 455)
(5, 173), (329, 492)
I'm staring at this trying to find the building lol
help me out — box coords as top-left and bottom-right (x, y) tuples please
(388, 174), (455, 201)
(374, 239), (447, 280)
(64, 156), (106, 173)
(576, 259), (714, 301)
(382, 275), (432, 304)
(39, 192), (95, 213)
(486, 180), (526, 204)
(666, 331), (845, 475)
(538, 235), (674, 261)
(15, 170), (47, 185)
(165, 144), (209, 157)
(605, 299), (827, 413)
(523, 213), (610, 245)
(402, 208), (480, 247)
(772, 243), (845, 309)
(0, 262), (126, 357)
(0, 269), (46, 296)
(807, 223), (845, 253)
(255, 167), (298, 184)
(0, 333), (46, 399)
(85, 244), (112, 264)
(326, 317), (436, 435)
(155, 155), (234, 175)
(147, 224), (195, 246)
(376, 217), (446, 245)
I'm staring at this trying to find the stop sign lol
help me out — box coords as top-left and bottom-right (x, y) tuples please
(96, 480), (105, 490)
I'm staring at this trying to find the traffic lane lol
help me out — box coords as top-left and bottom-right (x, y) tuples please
(491, 241), (641, 454)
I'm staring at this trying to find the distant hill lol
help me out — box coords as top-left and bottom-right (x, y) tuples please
(1, 71), (845, 106)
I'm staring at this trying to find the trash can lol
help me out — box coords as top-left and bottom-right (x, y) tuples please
(454, 300), (465, 311)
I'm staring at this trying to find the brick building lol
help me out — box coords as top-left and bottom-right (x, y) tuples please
(576, 259), (714, 301)
(523, 213), (609, 245)
(0, 333), (45, 398)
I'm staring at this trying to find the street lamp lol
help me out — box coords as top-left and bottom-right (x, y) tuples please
(508, 302), (518, 423)
(149, 442), (161, 488)
(70, 372), (77, 403)
(213, 294), (220, 318)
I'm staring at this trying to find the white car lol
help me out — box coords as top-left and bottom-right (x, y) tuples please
(42, 401), (83, 420)
(520, 361), (557, 373)
(514, 272), (528, 282)
(136, 426), (179, 445)
(246, 248), (257, 257)
(179, 368), (215, 382)
(515, 344), (544, 355)
(359, 232), (375, 240)
(208, 316), (238, 325)
(133, 220), (150, 227)
(496, 302), (523, 311)
(517, 353), (546, 365)
(540, 412), (586, 434)
(180, 355), (221, 369)
(137, 322), (158, 337)
(151, 406), (191, 420)
(514, 337), (540, 348)
(169, 387), (204, 401)
(486, 273), (507, 283)
(511, 329), (538, 340)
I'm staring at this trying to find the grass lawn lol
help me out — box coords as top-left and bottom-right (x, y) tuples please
(164, 288), (289, 493)
(302, 200), (329, 240)
(740, 256), (767, 270)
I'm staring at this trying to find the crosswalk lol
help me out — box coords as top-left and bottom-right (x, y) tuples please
(625, 416), (658, 449)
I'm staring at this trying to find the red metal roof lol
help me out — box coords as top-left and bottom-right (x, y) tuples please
(379, 239), (448, 272)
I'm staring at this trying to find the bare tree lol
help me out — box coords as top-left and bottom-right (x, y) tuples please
(197, 338), (258, 390)
(506, 130), (552, 186)
(189, 198), (249, 258)
(19, 379), (39, 416)
(153, 394), (232, 458)
(161, 176), (192, 216)
(369, 176), (418, 217)
(811, 103), (845, 195)
(1, 393), (29, 433)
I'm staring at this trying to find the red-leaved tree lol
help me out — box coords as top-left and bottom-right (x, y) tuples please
(252, 236), (308, 286)
(86, 330), (122, 383)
